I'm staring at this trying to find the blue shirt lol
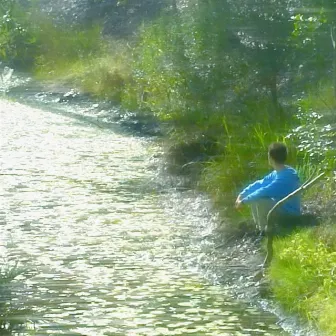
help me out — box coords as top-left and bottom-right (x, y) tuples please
(239, 166), (301, 215)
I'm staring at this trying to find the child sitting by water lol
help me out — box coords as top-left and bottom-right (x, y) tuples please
(235, 142), (301, 234)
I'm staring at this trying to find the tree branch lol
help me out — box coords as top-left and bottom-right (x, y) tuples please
(262, 172), (326, 268)
(267, 172), (326, 223)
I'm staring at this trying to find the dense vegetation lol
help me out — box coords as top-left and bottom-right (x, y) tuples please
(1, 0), (336, 334)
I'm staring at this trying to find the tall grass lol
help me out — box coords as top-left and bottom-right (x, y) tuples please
(30, 19), (133, 102)
(199, 103), (295, 215)
(33, 21), (103, 77)
(298, 81), (336, 115)
(269, 227), (336, 335)
(42, 40), (132, 102)
(0, 4), (132, 103)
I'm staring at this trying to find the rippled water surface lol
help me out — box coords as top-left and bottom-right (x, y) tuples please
(0, 100), (290, 335)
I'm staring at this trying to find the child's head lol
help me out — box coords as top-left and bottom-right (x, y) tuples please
(268, 142), (287, 166)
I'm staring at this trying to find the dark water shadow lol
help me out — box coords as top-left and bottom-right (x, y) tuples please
(0, 266), (32, 335)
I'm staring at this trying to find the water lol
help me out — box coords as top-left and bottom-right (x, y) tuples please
(0, 66), (14, 94)
(0, 82), (313, 335)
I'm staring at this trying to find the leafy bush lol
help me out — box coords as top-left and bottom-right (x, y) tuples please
(0, 1), (37, 67)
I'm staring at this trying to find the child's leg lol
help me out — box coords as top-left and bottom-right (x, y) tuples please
(250, 199), (275, 232)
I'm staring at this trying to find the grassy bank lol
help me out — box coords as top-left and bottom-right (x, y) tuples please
(269, 226), (336, 335)
(265, 88), (336, 335)
(1, 1), (336, 334)
(33, 23), (132, 103)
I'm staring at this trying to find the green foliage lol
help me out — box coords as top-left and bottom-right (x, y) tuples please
(269, 228), (336, 334)
(1, 0), (336, 332)
(123, 2), (257, 121)
(199, 111), (294, 220)
(19, 13), (131, 102)
(127, 15), (188, 119)
(0, 0), (37, 67)
(55, 41), (133, 102)
(290, 2), (336, 89)
(202, 120), (274, 198)
(121, 0), (335, 224)
(285, 83), (336, 199)
(34, 21), (103, 77)
(0, 1), (106, 74)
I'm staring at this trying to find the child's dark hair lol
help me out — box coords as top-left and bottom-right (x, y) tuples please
(268, 142), (287, 164)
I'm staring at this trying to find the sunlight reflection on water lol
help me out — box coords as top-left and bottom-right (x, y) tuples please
(0, 100), (290, 335)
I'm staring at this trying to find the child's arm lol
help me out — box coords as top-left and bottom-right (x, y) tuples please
(239, 172), (275, 198)
(241, 174), (289, 204)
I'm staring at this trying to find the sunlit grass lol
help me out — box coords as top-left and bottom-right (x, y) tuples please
(298, 81), (336, 115)
(31, 19), (132, 102)
(269, 226), (336, 335)
(47, 47), (131, 102)
(198, 109), (294, 215)
(73, 52), (131, 102)
(33, 19), (102, 70)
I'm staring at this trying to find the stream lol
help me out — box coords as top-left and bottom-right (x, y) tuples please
(0, 72), (316, 336)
